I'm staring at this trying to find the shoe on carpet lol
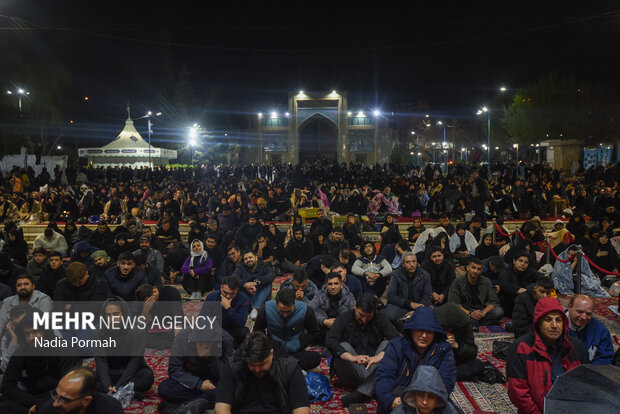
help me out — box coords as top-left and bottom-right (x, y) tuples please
(341, 391), (368, 407)
(249, 308), (258, 321)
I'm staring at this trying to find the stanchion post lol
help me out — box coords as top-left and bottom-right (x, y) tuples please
(576, 245), (582, 294)
(513, 225), (519, 247)
(492, 218), (496, 244)
(545, 234), (550, 265)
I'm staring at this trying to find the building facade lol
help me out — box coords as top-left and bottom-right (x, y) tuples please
(255, 91), (394, 164)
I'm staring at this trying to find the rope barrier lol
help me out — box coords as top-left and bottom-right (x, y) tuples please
(582, 253), (620, 276)
(494, 224), (515, 237)
(547, 242), (573, 263)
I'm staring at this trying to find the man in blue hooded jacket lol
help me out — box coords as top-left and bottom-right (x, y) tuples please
(566, 294), (614, 365)
(375, 307), (456, 413)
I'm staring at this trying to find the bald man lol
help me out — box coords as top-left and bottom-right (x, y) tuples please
(566, 294), (614, 365)
(37, 367), (123, 414)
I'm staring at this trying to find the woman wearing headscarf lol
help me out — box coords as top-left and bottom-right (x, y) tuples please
(586, 231), (619, 279)
(406, 217), (426, 244)
(181, 239), (213, 300)
(448, 223), (477, 261)
(1, 229), (28, 267)
(475, 233), (499, 261)
(425, 231), (452, 262)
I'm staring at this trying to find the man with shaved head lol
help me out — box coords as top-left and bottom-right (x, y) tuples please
(566, 294), (614, 365)
(36, 367), (124, 413)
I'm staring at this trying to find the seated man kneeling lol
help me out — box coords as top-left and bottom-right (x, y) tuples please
(253, 288), (321, 371)
(448, 258), (503, 328)
(308, 271), (355, 342)
(158, 329), (234, 412)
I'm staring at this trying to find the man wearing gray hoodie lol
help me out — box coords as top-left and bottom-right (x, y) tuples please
(392, 365), (459, 414)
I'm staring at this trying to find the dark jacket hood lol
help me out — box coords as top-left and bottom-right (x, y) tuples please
(403, 307), (446, 341)
(434, 303), (469, 331)
(401, 365), (448, 409)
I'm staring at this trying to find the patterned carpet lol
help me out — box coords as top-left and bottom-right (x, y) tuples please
(121, 281), (619, 413)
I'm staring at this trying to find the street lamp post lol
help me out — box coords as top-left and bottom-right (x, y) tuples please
(189, 124), (199, 166)
(411, 131), (419, 166)
(476, 107), (491, 177)
(136, 111), (161, 169)
(6, 88), (30, 118)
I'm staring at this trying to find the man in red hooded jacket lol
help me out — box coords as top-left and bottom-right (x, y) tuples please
(507, 297), (587, 413)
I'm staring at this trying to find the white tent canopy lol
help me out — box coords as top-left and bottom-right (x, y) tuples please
(79, 107), (176, 168)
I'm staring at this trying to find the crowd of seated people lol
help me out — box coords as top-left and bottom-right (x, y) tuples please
(0, 160), (618, 413)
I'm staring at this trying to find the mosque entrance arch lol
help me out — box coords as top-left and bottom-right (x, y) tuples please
(298, 114), (338, 162)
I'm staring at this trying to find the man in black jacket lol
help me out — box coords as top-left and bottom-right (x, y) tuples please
(215, 332), (310, 414)
(0, 311), (79, 414)
(498, 251), (540, 317)
(88, 250), (116, 280)
(36, 367), (124, 414)
(158, 329), (234, 411)
(471, 170), (489, 228)
(434, 303), (484, 380)
(0, 252), (27, 294)
(282, 228), (314, 273)
(326, 293), (400, 406)
(88, 220), (114, 254)
(512, 276), (554, 338)
(103, 252), (146, 301)
(38, 250), (66, 299)
(53, 262), (108, 302)
(422, 246), (456, 306)
(216, 244), (243, 288)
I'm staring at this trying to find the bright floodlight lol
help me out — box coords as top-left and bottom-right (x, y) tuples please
(57, 146), (62, 150)
(156, 112), (162, 116)
(189, 139), (196, 147)
(6, 90), (12, 95)
(410, 152), (414, 155)
(373, 110), (380, 116)
(271, 111), (277, 118)
(332, 90), (337, 94)
(425, 114), (430, 118)
(147, 111), (152, 116)
(189, 129), (197, 139)
(426, 123), (431, 127)
(347, 111), (352, 116)
(357, 111), (365, 117)
(285, 112), (290, 117)
(482, 107), (488, 112)
(476, 110), (483, 115)
(258, 112), (262, 117)
(437, 121), (443, 126)
(461, 148), (466, 151)
(18, 88), (24, 94)
(495, 146), (499, 150)
(411, 131), (415, 135)
(513, 143), (518, 148)
(298, 90), (304, 95)
(500, 86), (507, 92)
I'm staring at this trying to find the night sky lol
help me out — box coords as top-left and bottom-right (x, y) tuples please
(1, 1), (618, 145)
